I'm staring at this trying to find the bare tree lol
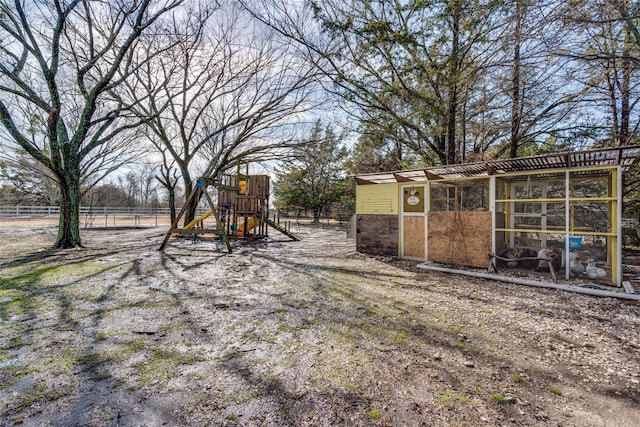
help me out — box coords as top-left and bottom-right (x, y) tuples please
(0, 148), (59, 205)
(124, 2), (321, 223)
(248, 0), (573, 165)
(510, 0), (525, 158)
(113, 162), (158, 207)
(0, 0), (184, 248)
(154, 145), (180, 222)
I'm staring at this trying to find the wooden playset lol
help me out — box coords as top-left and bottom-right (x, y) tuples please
(159, 171), (298, 253)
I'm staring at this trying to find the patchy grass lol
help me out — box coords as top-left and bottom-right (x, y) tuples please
(100, 337), (147, 363)
(0, 364), (33, 390)
(2, 225), (639, 426)
(491, 393), (505, 403)
(491, 393), (517, 405)
(366, 409), (382, 420)
(548, 386), (563, 396)
(133, 349), (204, 388)
(390, 328), (409, 345)
(0, 261), (117, 322)
(435, 390), (471, 408)
(1, 262), (106, 289)
(225, 413), (239, 422)
(8, 380), (74, 415)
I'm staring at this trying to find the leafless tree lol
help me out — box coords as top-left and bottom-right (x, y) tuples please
(242, 0), (515, 165)
(123, 2), (322, 223)
(154, 146), (180, 222)
(0, 0), (185, 247)
(0, 148), (59, 205)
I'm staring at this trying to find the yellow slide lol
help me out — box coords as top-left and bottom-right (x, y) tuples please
(236, 217), (259, 234)
(172, 209), (212, 237)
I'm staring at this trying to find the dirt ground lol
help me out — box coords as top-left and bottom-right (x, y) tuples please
(1, 221), (640, 426)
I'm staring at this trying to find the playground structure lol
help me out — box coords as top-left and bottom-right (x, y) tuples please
(159, 171), (298, 253)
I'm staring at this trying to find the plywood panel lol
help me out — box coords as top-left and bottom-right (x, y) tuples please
(428, 211), (492, 268)
(403, 216), (425, 258)
(356, 214), (398, 256)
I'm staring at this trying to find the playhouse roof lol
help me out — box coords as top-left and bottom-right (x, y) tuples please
(354, 145), (640, 185)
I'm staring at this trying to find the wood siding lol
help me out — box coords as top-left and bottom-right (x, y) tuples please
(356, 184), (399, 215)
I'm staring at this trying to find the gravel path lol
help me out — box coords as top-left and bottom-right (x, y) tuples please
(1, 224), (639, 426)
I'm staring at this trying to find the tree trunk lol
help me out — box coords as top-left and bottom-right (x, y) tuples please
(620, 27), (632, 146)
(56, 172), (82, 248)
(607, 62), (619, 141)
(182, 175), (196, 225)
(447, 85), (458, 165)
(169, 189), (176, 224)
(447, 9), (460, 166)
(510, 0), (523, 159)
(435, 134), (447, 164)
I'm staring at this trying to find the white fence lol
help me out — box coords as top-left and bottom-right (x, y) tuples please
(0, 205), (217, 228)
(0, 205), (212, 217)
(0, 205), (200, 228)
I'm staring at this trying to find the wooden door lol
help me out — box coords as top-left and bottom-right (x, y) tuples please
(401, 185), (427, 259)
(403, 216), (425, 258)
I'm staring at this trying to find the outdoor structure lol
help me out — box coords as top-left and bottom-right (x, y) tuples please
(354, 146), (640, 287)
(159, 172), (297, 252)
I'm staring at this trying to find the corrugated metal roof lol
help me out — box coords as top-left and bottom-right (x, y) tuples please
(354, 146), (640, 184)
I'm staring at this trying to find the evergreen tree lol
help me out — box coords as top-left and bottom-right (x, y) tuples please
(274, 123), (349, 222)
